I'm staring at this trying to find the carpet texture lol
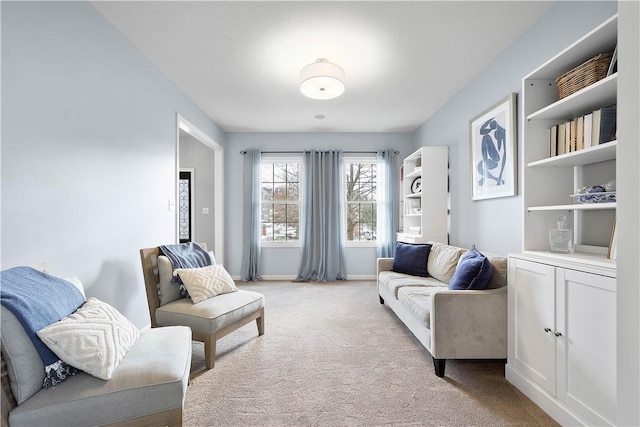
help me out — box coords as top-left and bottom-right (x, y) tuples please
(184, 281), (557, 426)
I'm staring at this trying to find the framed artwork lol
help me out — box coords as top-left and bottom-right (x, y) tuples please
(469, 93), (517, 201)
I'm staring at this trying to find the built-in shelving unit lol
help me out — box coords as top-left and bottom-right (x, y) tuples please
(522, 14), (617, 265)
(507, 14), (618, 427)
(397, 147), (448, 244)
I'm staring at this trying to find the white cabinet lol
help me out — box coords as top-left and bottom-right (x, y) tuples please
(522, 14), (617, 268)
(509, 258), (557, 394)
(397, 147), (448, 244)
(507, 255), (616, 426)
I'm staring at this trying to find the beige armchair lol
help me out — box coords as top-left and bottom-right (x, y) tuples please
(139, 247), (265, 369)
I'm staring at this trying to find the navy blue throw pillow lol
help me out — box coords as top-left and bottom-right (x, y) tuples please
(392, 242), (432, 277)
(449, 245), (493, 290)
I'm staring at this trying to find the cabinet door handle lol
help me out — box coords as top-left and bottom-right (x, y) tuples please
(544, 327), (552, 333)
(554, 331), (563, 337)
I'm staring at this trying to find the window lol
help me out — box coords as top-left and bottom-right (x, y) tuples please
(260, 159), (300, 244)
(344, 158), (377, 243)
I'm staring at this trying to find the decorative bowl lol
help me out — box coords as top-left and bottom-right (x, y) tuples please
(572, 185), (616, 203)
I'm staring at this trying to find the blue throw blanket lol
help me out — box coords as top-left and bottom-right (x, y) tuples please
(159, 242), (214, 297)
(0, 266), (86, 387)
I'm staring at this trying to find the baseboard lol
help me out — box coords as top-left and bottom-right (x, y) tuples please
(505, 364), (588, 426)
(232, 275), (376, 281)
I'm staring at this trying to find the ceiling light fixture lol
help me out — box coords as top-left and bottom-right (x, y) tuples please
(300, 58), (345, 100)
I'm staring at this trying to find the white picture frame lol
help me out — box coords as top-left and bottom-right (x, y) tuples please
(469, 93), (517, 201)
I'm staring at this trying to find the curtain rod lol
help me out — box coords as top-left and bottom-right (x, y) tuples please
(240, 150), (399, 155)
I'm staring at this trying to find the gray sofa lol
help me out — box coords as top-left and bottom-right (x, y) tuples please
(377, 242), (507, 377)
(1, 297), (191, 427)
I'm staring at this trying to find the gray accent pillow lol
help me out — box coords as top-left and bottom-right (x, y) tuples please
(158, 255), (182, 306)
(0, 306), (45, 404)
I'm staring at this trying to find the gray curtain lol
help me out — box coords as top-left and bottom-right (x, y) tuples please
(377, 149), (398, 258)
(240, 149), (262, 281)
(296, 150), (347, 282)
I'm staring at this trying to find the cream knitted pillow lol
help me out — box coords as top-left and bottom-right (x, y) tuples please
(175, 264), (238, 304)
(37, 298), (139, 380)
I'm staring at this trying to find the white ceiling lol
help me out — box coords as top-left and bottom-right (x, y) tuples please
(93, 1), (554, 133)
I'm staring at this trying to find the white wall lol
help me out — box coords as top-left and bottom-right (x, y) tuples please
(413, 1), (618, 256)
(1, 1), (226, 328)
(224, 132), (414, 278)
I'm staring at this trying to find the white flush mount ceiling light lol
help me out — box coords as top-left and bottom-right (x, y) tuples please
(300, 58), (345, 100)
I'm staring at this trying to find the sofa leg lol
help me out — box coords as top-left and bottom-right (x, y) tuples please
(379, 295), (384, 304)
(433, 358), (446, 377)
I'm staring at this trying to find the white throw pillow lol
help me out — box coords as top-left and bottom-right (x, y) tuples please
(36, 298), (140, 380)
(175, 264), (238, 304)
(65, 276), (86, 298)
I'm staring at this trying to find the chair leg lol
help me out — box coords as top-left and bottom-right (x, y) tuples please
(204, 335), (216, 369)
(256, 310), (265, 336)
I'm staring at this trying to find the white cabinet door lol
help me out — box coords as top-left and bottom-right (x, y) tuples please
(557, 268), (616, 426)
(510, 258), (557, 395)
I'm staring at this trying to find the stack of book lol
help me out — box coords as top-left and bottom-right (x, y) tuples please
(547, 105), (616, 157)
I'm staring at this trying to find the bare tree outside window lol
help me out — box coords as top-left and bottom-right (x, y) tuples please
(345, 161), (377, 241)
(261, 161), (300, 242)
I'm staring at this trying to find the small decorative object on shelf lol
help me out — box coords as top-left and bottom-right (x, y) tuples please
(549, 214), (574, 254)
(571, 181), (617, 203)
(411, 177), (422, 193)
(407, 226), (421, 235)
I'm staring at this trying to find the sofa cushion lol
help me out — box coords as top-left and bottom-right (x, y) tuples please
(449, 245), (493, 290)
(427, 243), (466, 284)
(36, 298), (140, 380)
(485, 255), (508, 289)
(156, 289), (264, 334)
(9, 326), (191, 427)
(378, 271), (444, 299)
(392, 242), (432, 277)
(175, 265), (238, 304)
(397, 287), (438, 328)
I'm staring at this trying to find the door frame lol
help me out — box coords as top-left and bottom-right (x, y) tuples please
(175, 114), (224, 263)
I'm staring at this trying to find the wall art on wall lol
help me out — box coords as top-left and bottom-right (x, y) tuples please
(469, 92), (517, 200)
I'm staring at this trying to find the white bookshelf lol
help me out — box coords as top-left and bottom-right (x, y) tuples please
(522, 14), (617, 267)
(397, 147), (448, 244)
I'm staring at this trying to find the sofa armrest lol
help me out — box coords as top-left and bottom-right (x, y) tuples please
(430, 287), (507, 359)
(377, 258), (394, 277)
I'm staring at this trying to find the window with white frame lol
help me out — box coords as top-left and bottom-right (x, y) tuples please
(344, 157), (377, 243)
(260, 158), (301, 244)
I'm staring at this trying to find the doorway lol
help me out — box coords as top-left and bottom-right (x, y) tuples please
(176, 114), (224, 263)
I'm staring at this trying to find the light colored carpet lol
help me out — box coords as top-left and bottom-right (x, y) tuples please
(184, 281), (557, 426)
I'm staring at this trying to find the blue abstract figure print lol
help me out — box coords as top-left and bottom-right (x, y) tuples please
(477, 116), (506, 187)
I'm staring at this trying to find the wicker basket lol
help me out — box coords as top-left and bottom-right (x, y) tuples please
(555, 52), (613, 99)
